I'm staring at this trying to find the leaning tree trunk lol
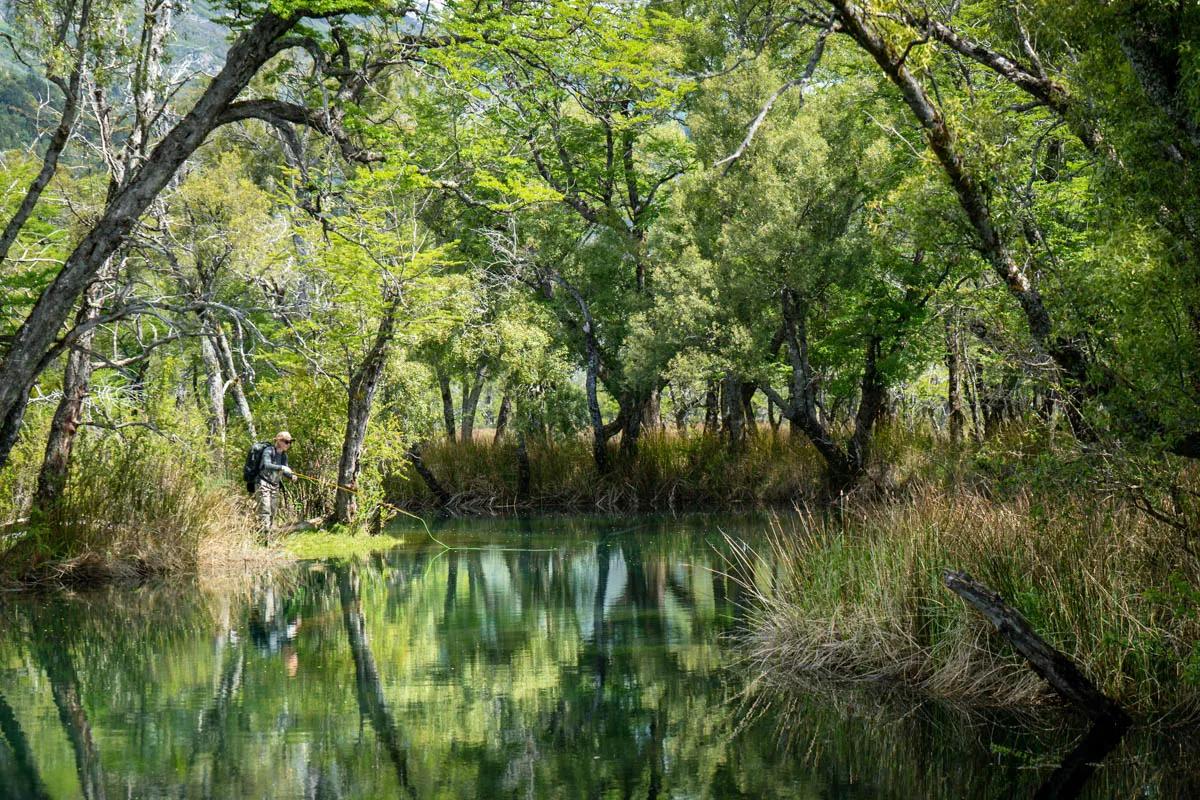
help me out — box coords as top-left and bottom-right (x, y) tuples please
(0, 10), (297, 471)
(332, 300), (398, 525)
(211, 319), (255, 440)
(33, 275), (107, 511)
(459, 361), (487, 442)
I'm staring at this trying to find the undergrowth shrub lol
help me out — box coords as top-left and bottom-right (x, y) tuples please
(1, 431), (258, 585)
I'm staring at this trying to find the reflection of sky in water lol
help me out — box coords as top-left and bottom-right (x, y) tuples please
(572, 546), (628, 641)
(0, 513), (1194, 799)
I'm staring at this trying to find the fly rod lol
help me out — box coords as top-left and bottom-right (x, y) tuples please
(289, 470), (557, 553)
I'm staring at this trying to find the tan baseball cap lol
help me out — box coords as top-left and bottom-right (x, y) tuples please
(276, 430), (293, 443)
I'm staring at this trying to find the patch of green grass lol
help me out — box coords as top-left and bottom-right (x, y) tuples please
(281, 529), (408, 560)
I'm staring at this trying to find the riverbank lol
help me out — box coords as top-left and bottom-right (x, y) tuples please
(0, 432), (273, 588)
(386, 429), (837, 512)
(5, 423), (1198, 724)
(736, 484), (1200, 719)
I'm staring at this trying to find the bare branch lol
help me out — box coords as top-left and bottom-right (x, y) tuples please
(715, 21), (835, 170)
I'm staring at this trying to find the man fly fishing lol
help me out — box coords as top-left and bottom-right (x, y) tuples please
(244, 431), (297, 534)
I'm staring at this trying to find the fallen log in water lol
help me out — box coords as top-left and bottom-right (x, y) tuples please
(942, 569), (1131, 727)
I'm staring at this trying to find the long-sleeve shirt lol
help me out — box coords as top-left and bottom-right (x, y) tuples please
(258, 445), (289, 487)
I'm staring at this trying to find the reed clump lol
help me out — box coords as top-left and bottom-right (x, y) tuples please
(1, 433), (262, 587)
(738, 484), (1200, 717)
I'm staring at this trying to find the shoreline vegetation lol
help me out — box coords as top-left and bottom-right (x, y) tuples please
(3, 421), (1198, 719)
(736, 486), (1200, 720)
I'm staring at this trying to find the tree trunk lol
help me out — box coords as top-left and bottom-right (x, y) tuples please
(459, 361), (487, 442)
(577, 315), (607, 473)
(759, 287), (871, 494)
(945, 311), (964, 444)
(643, 386), (662, 431)
(436, 368), (455, 442)
(943, 570), (1131, 726)
(740, 382), (757, 438)
(721, 373), (744, 450)
(0, 10), (297, 470)
(211, 319), (255, 440)
(405, 443), (450, 508)
(493, 393), (511, 442)
(542, 272), (614, 471)
(332, 299), (398, 525)
(33, 274), (107, 511)
(665, 383), (685, 431)
(703, 380), (719, 436)
(618, 391), (648, 458)
(199, 333), (227, 445)
(846, 335), (887, 481)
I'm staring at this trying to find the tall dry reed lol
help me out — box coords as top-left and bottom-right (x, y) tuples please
(736, 486), (1200, 716)
(1, 433), (261, 586)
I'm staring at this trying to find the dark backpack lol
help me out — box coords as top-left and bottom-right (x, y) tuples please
(243, 442), (270, 494)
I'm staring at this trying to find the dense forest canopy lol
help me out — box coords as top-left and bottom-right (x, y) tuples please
(1, 0), (1199, 531)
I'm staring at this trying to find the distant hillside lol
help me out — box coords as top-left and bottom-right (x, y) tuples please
(0, 2), (232, 152)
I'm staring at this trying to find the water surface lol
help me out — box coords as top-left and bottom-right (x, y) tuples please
(0, 514), (1196, 798)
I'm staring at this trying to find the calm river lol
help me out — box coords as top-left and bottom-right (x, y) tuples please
(0, 514), (1196, 798)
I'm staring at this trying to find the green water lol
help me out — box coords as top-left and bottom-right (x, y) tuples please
(0, 514), (1196, 799)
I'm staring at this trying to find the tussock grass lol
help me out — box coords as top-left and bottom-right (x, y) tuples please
(1, 434), (263, 587)
(736, 486), (1200, 717)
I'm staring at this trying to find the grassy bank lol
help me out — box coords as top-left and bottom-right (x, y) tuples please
(737, 483), (1200, 718)
(0, 432), (269, 588)
(386, 428), (837, 512)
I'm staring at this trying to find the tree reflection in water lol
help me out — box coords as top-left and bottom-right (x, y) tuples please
(0, 514), (1195, 798)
